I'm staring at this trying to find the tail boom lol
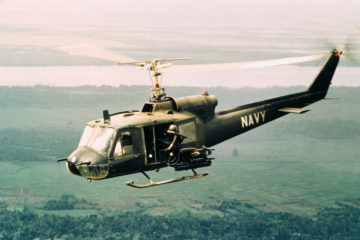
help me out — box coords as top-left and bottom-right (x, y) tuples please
(203, 50), (341, 147)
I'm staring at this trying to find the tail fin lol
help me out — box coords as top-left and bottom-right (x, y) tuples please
(307, 49), (340, 93)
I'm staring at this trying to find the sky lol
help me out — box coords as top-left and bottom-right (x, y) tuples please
(0, 0), (359, 87)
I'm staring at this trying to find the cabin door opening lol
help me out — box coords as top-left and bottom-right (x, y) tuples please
(143, 123), (173, 165)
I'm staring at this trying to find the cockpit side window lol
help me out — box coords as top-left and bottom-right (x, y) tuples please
(114, 131), (134, 156)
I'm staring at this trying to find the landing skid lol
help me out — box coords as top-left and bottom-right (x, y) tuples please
(125, 169), (208, 188)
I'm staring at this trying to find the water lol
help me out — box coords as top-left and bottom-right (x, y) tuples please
(0, 0), (359, 68)
(1, 65), (359, 88)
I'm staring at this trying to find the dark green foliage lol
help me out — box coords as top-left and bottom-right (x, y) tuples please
(0, 128), (80, 162)
(0, 201), (8, 209)
(232, 148), (239, 157)
(0, 85), (149, 109)
(42, 194), (98, 210)
(0, 203), (359, 240)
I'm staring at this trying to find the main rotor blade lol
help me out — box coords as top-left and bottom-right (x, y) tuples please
(162, 54), (325, 73)
(55, 44), (135, 63)
(55, 43), (326, 71)
(118, 57), (191, 66)
(155, 57), (192, 62)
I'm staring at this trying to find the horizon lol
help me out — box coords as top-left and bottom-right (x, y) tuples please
(1, 64), (359, 88)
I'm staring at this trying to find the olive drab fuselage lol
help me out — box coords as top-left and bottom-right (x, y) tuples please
(64, 50), (341, 183)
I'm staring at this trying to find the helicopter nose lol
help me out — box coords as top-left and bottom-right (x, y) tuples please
(66, 161), (81, 176)
(67, 146), (109, 180)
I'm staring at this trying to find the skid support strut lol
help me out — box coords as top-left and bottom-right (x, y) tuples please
(126, 169), (208, 188)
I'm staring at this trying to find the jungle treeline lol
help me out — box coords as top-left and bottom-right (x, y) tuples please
(0, 201), (359, 240)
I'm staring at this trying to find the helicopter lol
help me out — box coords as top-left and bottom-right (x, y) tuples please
(58, 48), (343, 188)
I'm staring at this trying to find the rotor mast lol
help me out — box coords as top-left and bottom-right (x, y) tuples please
(149, 59), (166, 102)
(118, 57), (191, 102)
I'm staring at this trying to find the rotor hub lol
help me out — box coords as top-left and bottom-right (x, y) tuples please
(118, 57), (191, 102)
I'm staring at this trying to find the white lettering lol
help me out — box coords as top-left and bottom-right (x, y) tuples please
(241, 111), (266, 128)
(241, 116), (248, 128)
(260, 111), (266, 122)
(248, 115), (254, 126)
(254, 112), (260, 124)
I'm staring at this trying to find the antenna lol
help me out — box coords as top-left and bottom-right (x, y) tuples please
(118, 57), (191, 102)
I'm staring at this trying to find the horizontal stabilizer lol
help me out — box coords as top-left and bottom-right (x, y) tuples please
(278, 107), (310, 114)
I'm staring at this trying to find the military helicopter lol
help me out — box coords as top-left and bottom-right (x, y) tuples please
(58, 49), (343, 188)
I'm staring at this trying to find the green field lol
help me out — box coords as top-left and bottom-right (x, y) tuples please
(1, 86), (359, 217)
